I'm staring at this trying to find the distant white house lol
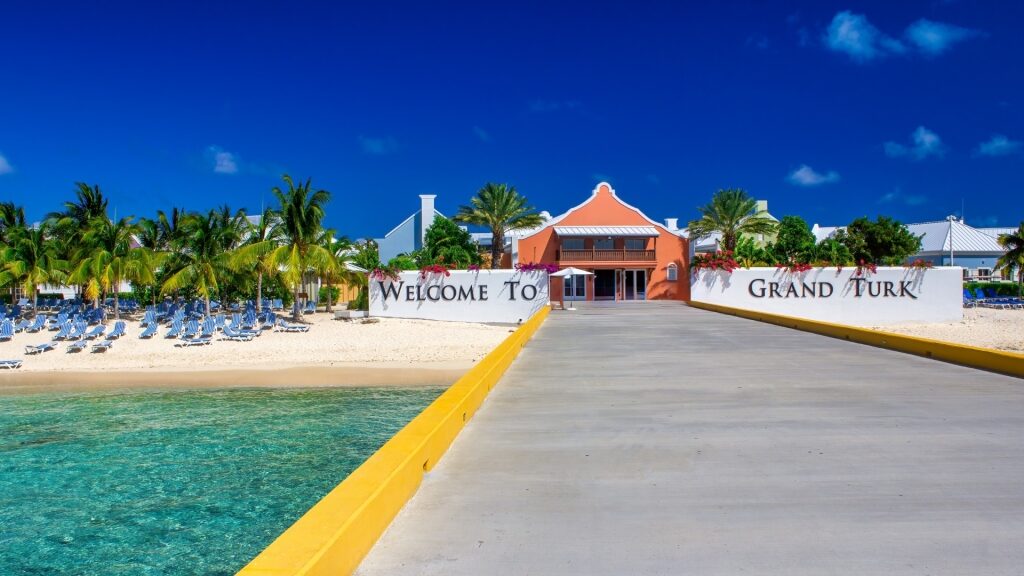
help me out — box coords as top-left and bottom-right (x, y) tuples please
(374, 194), (550, 265)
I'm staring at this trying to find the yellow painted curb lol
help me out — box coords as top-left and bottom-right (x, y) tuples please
(688, 301), (1024, 379)
(237, 306), (550, 576)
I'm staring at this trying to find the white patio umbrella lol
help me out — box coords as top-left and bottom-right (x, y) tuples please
(550, 267), (593, 311)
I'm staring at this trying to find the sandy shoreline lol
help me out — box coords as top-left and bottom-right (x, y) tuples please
(870, 307), (1024, 353)
(0, 314), (510, 394)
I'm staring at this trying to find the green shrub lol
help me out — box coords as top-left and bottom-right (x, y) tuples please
(964, 281), (1021, 297)
(318, 285), (341, 304)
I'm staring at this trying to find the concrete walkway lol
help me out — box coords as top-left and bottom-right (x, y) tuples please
(356, 303), (1024, 575)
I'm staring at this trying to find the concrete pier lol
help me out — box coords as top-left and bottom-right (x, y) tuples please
(356, 302), (1024, 575)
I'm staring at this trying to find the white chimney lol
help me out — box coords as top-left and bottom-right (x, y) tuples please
(419, 194), (437, 245)
(664, 218), (678, 231)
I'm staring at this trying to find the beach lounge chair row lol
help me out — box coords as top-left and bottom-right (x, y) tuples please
(964, 287), (1024, 309)
(0, 359), (22, 369)
(66, 339), (114, 353)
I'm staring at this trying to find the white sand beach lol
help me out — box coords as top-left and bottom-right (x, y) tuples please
(0, 314), (512, 393)
(871, 308), (1024, 354)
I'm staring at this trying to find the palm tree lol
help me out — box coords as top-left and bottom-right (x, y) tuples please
(231, 207), (283, 313)
(49, 182), (109, 230)
(687, 188), (778, 253)
(160, 209), (241, 316)
(996, 222), (1024, 292)
(72, 217), (155, 320)
(453, 183), (543, 269)
(0, 202), (26, 244)
(317, 231), (355, 314)
(0, 223), (68, 316)
(264, 174), (337, 320)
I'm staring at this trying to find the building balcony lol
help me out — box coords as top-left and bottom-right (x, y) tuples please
(557, 249), (656, 263)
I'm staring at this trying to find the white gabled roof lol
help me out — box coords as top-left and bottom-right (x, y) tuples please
(553, 225), (659, 237)
(912, 219), (1004, 254)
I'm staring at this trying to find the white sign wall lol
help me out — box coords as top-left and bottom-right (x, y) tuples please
(690, 267), (962, 326)
(370, 270), (549, 324)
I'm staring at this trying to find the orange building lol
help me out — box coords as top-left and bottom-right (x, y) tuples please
(515, 182), (690, 302)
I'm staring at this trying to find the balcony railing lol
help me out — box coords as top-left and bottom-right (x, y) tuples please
(557, 249), (656, 262)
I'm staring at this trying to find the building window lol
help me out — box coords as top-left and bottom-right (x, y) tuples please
(962, 268), (970, 280)
(594, 238), (613, 249)
(561, 238), (584, 250)
(563, 275), (586, 299)
(977, 268), (992, 280)
(666, 263), (678, 282)
(625, 238), (645, 250)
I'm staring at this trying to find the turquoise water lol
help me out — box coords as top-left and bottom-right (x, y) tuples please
(0, 386), (443, 575)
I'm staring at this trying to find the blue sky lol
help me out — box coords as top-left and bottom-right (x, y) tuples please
(0, 1), (1021, 237)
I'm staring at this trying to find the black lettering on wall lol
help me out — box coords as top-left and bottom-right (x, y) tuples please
(749, 279), (766, 297)
(522, 285), (538, 300)
(380, 281), (404, 301)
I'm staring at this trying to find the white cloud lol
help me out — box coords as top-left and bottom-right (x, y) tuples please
(905, 19), (981, 56)
(975, 134), (1022, 157)
(787, 164), (840, 187)
(0, 153), (12, 175)
(206, 146), (239, 174)
(884, 126), (946, 160)
(473, 126), (491, 142)
(823, 11), (980, 62)
(359, 136), (399, 155)
(824, 11), (905, 62)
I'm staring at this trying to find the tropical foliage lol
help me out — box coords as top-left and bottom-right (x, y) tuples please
(995, 222), (1024, 286)
(453, 183), (543, 269)
(687, 188), (778, 252)
(0, 175), (359, 320)
(413, 216), (482, 269)
(833, 216), (923, 266)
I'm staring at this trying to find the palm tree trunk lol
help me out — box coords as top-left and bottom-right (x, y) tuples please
(205, 295), (211, 318)
(292, 287), (301, 321)
(491, 230), (502, 269)
(113, 280), (120, 321)
(326, 276), (333, 313)
(256, 271), (263, 314)
(30, 286), (37, 319)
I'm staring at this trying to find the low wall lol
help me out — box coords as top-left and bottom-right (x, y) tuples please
(689, 300), (1024, 379)
(236, 306), (551, 576)
(690, 267), (962, 326)
(370, 269), (549, 324)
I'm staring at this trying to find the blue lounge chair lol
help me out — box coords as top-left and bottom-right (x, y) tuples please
(66, 340), (88, 353)
(108, 321), (126, 340)
(0, 359), (23, 369)
(51, 321), (72, 341)
(303, 301), (316, 314)
(277, 318), (309, 333)
(13, 319), (31, 333)
(66, 322), (88, 341)
(25, 316), (46, 333)
(83, 325), (106, 340)
(176, 336), (212, 347)
(200, 318), (216, 338)
(91, 340), (113, 353)
(220, 325), (254, 342)
(165, 320), (183, 339)
(0, 320), (13, 342)
(180, 319), (199, 340)
(139, 323), (158, 339)
(24, 342), (56, 355)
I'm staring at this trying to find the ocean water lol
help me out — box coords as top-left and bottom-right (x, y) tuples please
(0, 386), (443, 575)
